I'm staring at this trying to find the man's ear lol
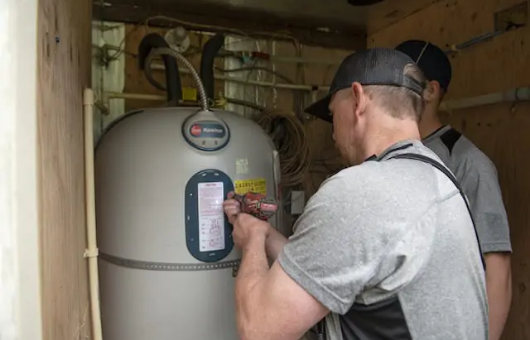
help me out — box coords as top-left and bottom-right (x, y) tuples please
(351, 82), (367, 116)
(424, 80), (441, 102)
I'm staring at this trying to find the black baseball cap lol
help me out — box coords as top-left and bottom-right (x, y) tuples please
(304, 47), (425, 123)
(395, 40), (452, 93)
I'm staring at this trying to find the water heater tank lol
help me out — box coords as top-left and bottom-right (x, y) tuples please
(95, 107), (282, 340)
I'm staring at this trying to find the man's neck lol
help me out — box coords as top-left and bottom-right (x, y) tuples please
(360, 121), (421, 162)
(419, 105), (444, 139)
(420, 119), (445, 139)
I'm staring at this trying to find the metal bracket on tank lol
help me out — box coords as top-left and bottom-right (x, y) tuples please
(182, 109), (230, 152)
(185, 169), (235, 262)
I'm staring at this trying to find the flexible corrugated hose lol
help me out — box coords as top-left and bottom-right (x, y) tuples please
(146, 47), (209, 111)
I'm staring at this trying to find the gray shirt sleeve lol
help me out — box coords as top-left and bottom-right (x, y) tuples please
(277, 169), (435, 315)
(458, 152), (512, 253)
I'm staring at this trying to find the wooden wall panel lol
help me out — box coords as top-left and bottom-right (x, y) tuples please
(37, 0), (92, 339)
(366, 0), (442, 36)
(368, 1), (530, 338)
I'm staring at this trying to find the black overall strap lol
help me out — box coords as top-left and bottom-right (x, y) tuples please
(307, 321), (326, 340)
(389, 153), (486, 270)
(308, 150), (486, 340)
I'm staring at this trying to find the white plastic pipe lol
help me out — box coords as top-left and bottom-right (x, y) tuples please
(104, 91), (166, 102)
(83, 88), (103, 340)
(440, 87), (530, 111)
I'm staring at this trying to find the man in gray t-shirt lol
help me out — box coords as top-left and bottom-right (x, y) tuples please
(222, 48), (487, 340)
(397, 40), (512, 340)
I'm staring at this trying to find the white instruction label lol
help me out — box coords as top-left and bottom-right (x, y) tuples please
(236, 158), (249, 175)
(197, 182), (225, 252)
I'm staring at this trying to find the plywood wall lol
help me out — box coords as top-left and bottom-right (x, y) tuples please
(117, 25), (351, 197)
(368, 1), (530, 338)
(37, 0), (93, 339)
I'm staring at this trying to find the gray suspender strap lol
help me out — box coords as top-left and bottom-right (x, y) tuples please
(389, 153), (486, 270)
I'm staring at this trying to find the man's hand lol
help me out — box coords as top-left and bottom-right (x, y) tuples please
(231, 213), (270, 250)
(223, 192), (241, 224)
(224, 192), (288, 260)
(224, 192), (270, 249)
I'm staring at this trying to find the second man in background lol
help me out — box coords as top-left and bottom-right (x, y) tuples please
(396, 39), (513, 340)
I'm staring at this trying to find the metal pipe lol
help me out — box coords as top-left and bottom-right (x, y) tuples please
(151, 63), (330, 92)
(269, 55), (342, 65)
(444, 29), (507, 54)
(200, 34), (225, 100)
(439, 87), (530, 111)
(104, 92), (265, 112)
(95, 43), (342, 65)
(106, 87), (530, 113)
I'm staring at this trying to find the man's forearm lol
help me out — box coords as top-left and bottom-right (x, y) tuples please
(486, 276), (512, 340)
(485, 254), (512, 340)
(235, 233), (270, 339)
(266, 226), (289, 261)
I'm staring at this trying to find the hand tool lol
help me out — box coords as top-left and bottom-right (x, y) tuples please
(233, 192), (279, 221)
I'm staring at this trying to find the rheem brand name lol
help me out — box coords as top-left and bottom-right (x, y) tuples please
(189, 122), (227, 139)
(202, 127), (224, 134)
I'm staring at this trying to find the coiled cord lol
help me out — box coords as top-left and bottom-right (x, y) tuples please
(255, 110), (311, 187)
(146, 47), (209, 111)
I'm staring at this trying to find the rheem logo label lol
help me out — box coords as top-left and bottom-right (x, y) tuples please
(190, 124), (202, 136)
(189, 122), (227, 139)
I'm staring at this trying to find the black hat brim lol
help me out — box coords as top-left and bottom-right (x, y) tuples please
(304, 93), (333, 123)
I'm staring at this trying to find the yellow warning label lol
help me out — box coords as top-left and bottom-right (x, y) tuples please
(182, 87), (197, 102)
(234, 178), (267, 195)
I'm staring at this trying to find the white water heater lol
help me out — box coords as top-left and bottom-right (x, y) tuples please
(95, 33), (282, 340)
